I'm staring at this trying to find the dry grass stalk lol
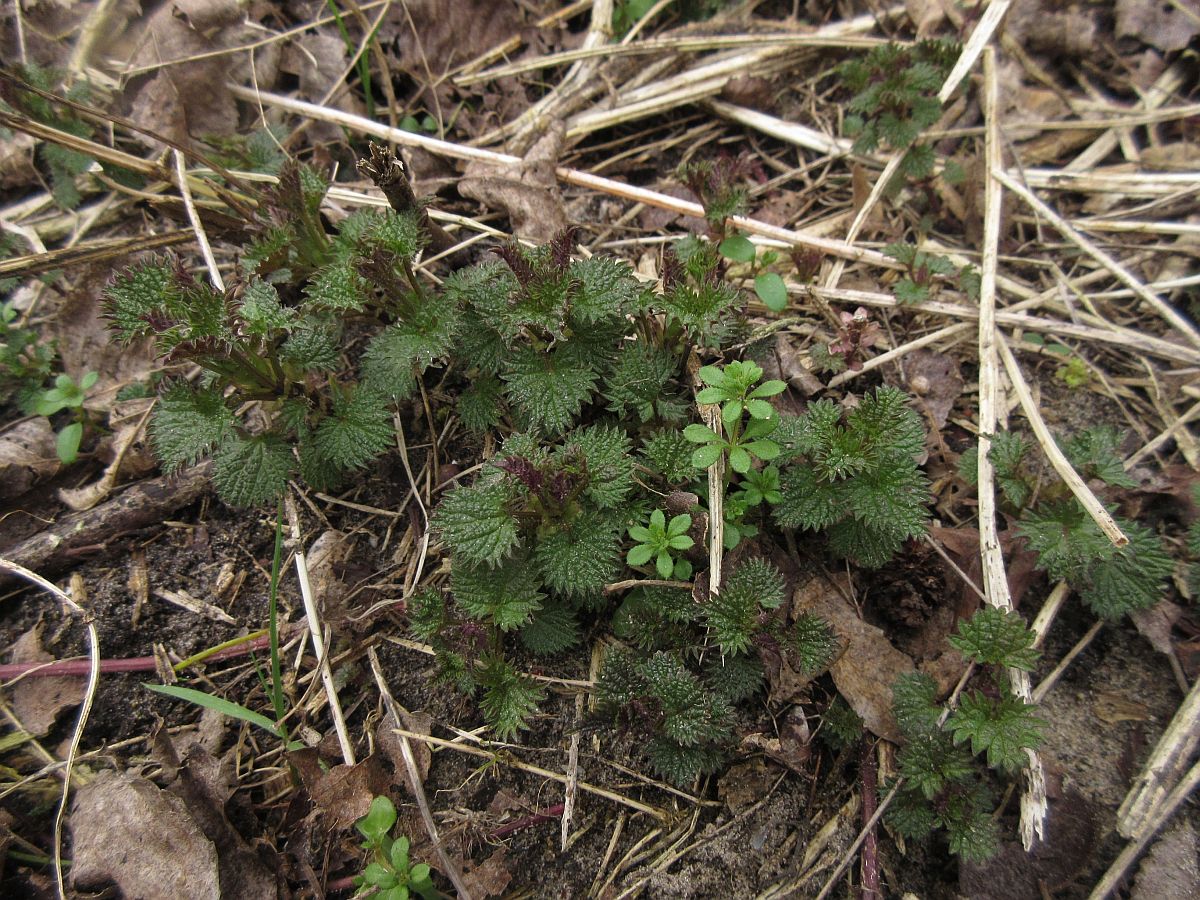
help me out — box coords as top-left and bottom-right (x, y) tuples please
(980, 46), (1046, 850)
(0, 561), (100, 900)
(994, 169), (1200, 351)
(284, 495), (355, 766)
(388, 727), (669, 821)
(1092, 759), (1200, 900)
(1116, 674), (1200, 839)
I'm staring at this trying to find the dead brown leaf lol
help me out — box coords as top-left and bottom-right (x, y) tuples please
(0, 130), (36, 189)
(459, 846), (513, 898)
(739, 705), (812, 774)
(0, 418), (59, 500)
(459, 124), (568, 241)
(289, 748), (391, 833)
(376, 709), (432, 796)
(719, 756), (780, 811)
(117, 0), (245, 149)
(71, 771), (222, 900)
(905, 348), (963, 432)
(306, 528), (356, 622)
(1117, 0), (1200, 53)
(151, 725), (280, 900)
(10, 620), (80, 736)
(1130, 600), (1184, 657)
(762, 332), (825, 401)
(905, 0), (948, 37)
(791, 572), (915, 743)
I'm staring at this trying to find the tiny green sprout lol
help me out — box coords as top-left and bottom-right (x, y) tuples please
(686, 362), (784, 473)
(628, 509), (694, 579)
(33, 371), (97, 463)
(354, 795), (438, 900)
(1056, 355), (1090, 389)
(715, 235), (789, 312)
(33, 370), (96, 416)
(733, 464), (782, 507)
(695, 361), (785, 428)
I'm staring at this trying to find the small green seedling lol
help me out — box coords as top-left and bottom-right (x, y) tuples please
(354, 796), (438, 900)
(716, 233), (789, 312)
(732, 464), (781, 507)
(628, 510), (694, 579)
(685, 361), (784, 473)
(33, 370), (97, 463)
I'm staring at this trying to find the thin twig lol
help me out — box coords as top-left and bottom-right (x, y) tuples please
(173, 150), (224, 292)
(285, 494), (355, 765)
(982, 46), (1046, 849)
(0, 561), (101, 900)
(996, 335), (1128, 547)
(367, 648), (474, 900)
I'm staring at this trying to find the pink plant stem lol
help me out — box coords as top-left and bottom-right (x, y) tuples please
(860, 738), (882, 899)
(0, 634), (275, 680)
(488, 803), (565, 840)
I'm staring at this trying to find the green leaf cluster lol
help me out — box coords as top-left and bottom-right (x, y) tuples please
(886, 606), (1048, 862)
(5, 65), (99, 209)
(103, 172), (447, 503)
(774, 387), (930, 567)
(628, 510), (694, 579)
(602, 557), (834, 782)
(964, 425), (1171, 620)
(354, 796), (438, 900)
(839, 40), (957, 193)
(595, 648), (733, 784)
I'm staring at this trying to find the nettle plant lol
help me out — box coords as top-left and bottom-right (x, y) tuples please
(959, 425), (1173, 619)
(104, 150), (940, 785)
(839, 38), (959, 184)
(888, 607), (1046, 861)
(772, 386), (932, 567)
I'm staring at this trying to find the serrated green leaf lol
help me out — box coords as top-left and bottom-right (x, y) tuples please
(948, 691), (1045, 773)
(503, 346), (598, 435)
(519, 602), (580, 654)
(212, 433), (293, 506)
(535, 515), (621, 598)
(434, 479), (520, 566)
(948, 607), (1040, 670)
(452, 556), (543, 630)
(151, 383), (236, 471)
(692, 443), (722, 469)
(312, 388), (393, 470)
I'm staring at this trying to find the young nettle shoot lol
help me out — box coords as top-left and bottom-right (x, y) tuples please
(354, 796), (438, 900)
(685, 361), (784, 472)
(628, 510), (694, 579)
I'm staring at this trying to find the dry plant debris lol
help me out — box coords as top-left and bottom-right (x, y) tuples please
(1, 1), (1199, 898)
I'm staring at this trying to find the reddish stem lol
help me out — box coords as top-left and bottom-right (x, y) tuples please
(859, 737), (882, 899)
(488, 803), (564, 840)
(0, 634), (275, 680)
